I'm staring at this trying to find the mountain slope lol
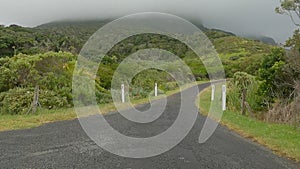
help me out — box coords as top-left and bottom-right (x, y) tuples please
(0, 19), (274, 78)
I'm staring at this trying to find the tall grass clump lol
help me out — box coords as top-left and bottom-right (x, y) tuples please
(227, 72), (263, 116)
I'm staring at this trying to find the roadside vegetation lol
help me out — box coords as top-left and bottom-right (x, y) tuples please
(219, 1), (300, 129)
(0, 1), (299, 163)
(0, 81), (206, 131)
(0, 22), (273, 117)
(199, 87), (300, 162)
(198, 1), (300, 162)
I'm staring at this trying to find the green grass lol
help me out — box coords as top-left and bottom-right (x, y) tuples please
(199, 87), (300, 162)
(0, 108), (76, 131)
(0, 81), (207, 132)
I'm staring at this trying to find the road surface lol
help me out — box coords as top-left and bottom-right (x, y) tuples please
(0, 83), (299, 169)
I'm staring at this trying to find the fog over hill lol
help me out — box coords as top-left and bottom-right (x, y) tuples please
(36, 18), (276, 45)
(0, 0), (297, 43)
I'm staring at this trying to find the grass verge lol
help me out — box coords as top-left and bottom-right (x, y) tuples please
(199, 87), (300, 162)
(0, 81), (207, 132)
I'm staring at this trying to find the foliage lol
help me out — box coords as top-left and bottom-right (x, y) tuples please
(258, 48), (292, 103)
(0, 52), (76, 114)
(285, 29), (300, 80)
(276, 0), (300, 26)
(213, 36), (272, 77)
(228, 72), (263, 113)
(0, 88), (33, 115)
(0, 22), (273, 78)
(232, 72), (255, 90)
(199, 88), (300, 162)
(0, 21), (275, 114)
(129, 69), (176, 99)
(0, 87), (70, 115)
(260, 1), (300, 124)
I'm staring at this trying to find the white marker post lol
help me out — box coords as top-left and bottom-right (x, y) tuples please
(155, 83), (158, 97)
(222, 85), (227, 111)
(121, 84), (125, 103)
(211, 84), (215, 101)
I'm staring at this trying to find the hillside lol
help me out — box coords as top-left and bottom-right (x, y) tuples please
(0, 20), (274, 76)
(0, 20), (274, 114)
(244, 35), (277, 45)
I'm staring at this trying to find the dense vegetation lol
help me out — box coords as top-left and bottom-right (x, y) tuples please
(0, 52), (75, 114)
(0, 19), (274, 115)
(225, 0), (300, 127)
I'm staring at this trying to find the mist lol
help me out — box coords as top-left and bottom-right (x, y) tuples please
(0, 0), (298, 43)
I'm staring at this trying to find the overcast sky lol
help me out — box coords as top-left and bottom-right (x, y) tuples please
(0, 0), (298, 43)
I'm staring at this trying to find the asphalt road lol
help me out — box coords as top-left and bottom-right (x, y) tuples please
(0, 83), (299, 169)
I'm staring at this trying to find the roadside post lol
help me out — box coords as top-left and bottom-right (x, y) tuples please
(155, 83), (158, 97)
(211, 84), (215, 101)
(222, 85), (226, 111)
(121, 84), (125, 103)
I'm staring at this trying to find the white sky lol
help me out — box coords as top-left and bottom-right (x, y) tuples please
(0, 0), (298, 43)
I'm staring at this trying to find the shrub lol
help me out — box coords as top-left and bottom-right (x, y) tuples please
(0, 87), (72, 115)
(0, 88), (33, 114)
(227, 72), (264, 115)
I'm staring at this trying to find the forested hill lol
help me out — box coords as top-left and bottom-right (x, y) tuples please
(0, 19), (275, 114)
(35, 20), (274, 76)
(0, 19), (275, 58)
(0, 19), (275, 80)
(0, 20), (107, 57)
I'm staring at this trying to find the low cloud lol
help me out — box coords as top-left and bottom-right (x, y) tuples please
(0, 0), (297, 43)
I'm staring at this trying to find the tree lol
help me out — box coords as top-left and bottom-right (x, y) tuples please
(272, 1), (300, 125)
(276, 0), (300, 26)
(233, 72), (255, 115)
(258, 48), (289, 100)
(276, 1), (300, 97)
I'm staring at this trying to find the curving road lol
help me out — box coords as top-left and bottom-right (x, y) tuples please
(0, 83), (299, 169)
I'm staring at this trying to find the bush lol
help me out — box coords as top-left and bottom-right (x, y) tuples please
(96, 91), (112, 104)
(0, 52), (77, 114)
(227, 72), (264, 115)
(39, 89), (70, 109)
(258, 48), (289, 102)
(0, 88), (33, 114)
(160, 82), (178, 91)
(0, 87), (72, 115)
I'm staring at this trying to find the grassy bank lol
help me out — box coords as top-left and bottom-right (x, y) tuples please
(0, 81), (206, 132)
(199, 87), (300, 162)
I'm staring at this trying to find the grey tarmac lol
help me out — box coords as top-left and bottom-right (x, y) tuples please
(0, 83), (299, 169)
